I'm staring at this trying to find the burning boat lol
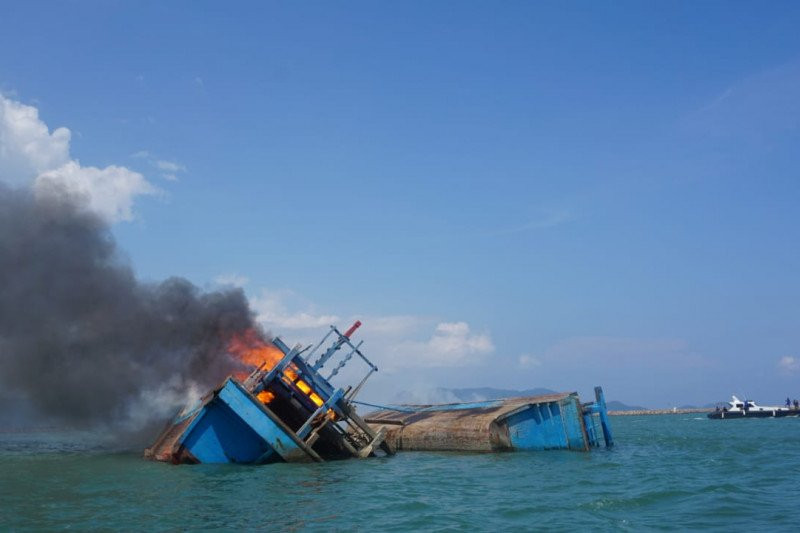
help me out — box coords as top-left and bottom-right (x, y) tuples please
(145, 321), (614, 464)
(145, 321), (394, 464)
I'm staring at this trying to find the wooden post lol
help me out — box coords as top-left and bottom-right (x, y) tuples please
(594, 386), (614, 448)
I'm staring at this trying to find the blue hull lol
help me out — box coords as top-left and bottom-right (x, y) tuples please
(146, 322), (393, 464)
(146, 378), (320, 464)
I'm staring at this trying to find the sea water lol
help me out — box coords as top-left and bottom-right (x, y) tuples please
(1, 414), (799, 531)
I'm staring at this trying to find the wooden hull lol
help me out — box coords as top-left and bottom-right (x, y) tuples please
(145, 378), (321, 464)
(364, 388), (613, 453)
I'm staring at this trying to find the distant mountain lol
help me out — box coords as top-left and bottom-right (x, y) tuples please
(665, 402), (722, 409)
(606, 400), (648, 411)
(391, 386), (561, 404)
(390, 388), (656, 411)
(448, 387), (558, 401)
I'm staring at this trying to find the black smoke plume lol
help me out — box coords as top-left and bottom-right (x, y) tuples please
(0, 183), (261, 429)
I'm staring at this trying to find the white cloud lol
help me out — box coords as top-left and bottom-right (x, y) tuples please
(518, 354), (541, 368)
(155, 160), (185, 181)
(244, 288), (492, 371)
(778, 356), (799, 374)
(686, 60), (800, 140)
(251, 289), (340, 331)
(0, 94), (157, 222)
(428, 322), (493, 357)
(0, 95), (71, 183)
(129, 151), (186, 181)
(36, 162), (156, 222)
(214, 273), (250, 288)
(364, 315), (428, 335)
(156, 160), (186, 173)
(389, 321), (495, 368)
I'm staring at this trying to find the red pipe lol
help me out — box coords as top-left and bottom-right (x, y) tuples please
(343, 320), (362, 338)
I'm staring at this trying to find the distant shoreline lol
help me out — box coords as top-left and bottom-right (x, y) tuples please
(608, 408), (709, 416)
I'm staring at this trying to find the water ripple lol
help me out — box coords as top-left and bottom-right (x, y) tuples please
(2, 416), (800, 530)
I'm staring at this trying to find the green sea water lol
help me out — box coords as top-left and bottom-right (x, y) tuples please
(1, 414), (799, 531)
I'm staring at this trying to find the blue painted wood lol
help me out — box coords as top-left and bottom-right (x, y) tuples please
(583, 413), (599, 447)
(182, 401), (272, 463)
(504, 401), (580, 451)
(178, 379), (317, 464)
(560, 398), (588, 451)
(259, 345), (299, 389)
(538, 405), (552, 448)
(296, 388), (345, 439)
(311, 325), (349, 371)
(217, 380), (305, 462)
(292, 357), (335, 399)
(594, 386), (614, 448)
(505, 404), (546, 450)
(547, 403), (568, 448)
(540, 404), (556, 447)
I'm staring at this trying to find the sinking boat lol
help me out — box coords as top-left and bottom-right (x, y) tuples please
(708, 395), (800, 419)
(362, 387), (613, 452)
(145, 322), (614, 465)
(145, 321), (394, 464)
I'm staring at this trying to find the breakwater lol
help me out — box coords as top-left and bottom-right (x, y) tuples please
(609, 408), (709, 416)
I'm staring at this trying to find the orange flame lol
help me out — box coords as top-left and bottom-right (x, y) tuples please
(256, 390), (275, 404)
(227, 329), (324, 408)
(283, 367), (324, 407)
(228, 329), (283, 371)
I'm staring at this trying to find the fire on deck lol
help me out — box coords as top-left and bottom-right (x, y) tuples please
(145, 322), (612, 465)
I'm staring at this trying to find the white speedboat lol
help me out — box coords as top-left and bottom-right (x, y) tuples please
(708, 395), (798, 419)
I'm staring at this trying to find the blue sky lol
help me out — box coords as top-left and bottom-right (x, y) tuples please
(1, 1), (799, 407)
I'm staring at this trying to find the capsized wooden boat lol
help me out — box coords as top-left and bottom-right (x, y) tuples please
(363, 386), (613, 452)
